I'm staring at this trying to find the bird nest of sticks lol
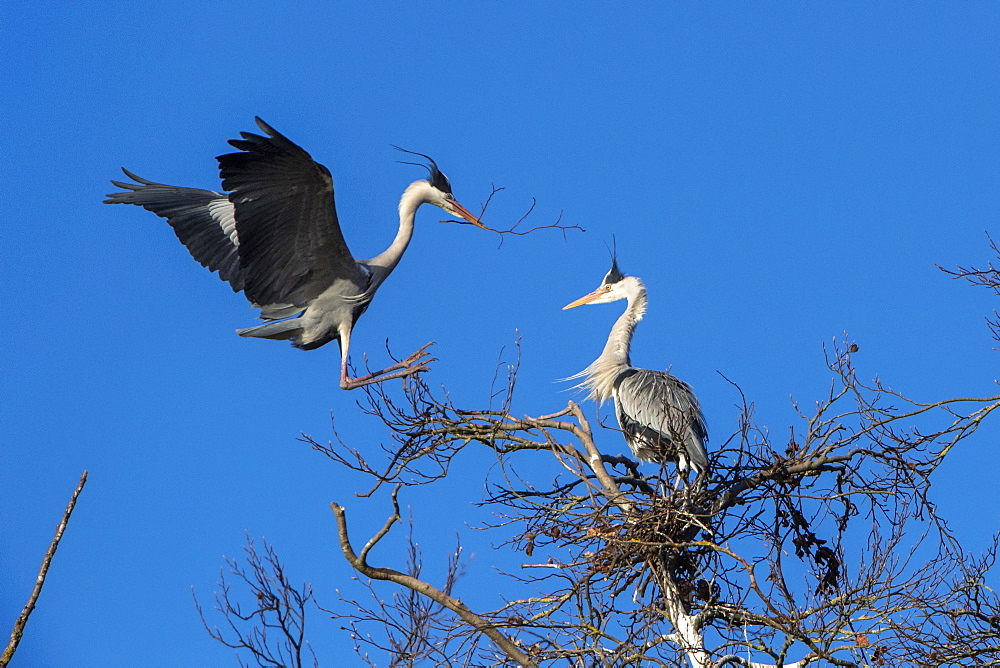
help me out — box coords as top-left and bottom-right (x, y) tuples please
(586, 492), (713, 596)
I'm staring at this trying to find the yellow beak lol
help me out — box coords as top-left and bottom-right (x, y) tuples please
(449, 199), (489, 230)
(562, 288), (606, 310)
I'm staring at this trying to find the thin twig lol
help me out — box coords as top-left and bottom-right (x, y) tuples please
(441, 185), (584, 247)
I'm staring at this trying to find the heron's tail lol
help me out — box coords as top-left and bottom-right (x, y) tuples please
(236, 319), (302, 341)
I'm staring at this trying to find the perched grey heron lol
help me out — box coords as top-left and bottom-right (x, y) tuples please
(105, 117), (486, 389)
(563, 257), (709, 477)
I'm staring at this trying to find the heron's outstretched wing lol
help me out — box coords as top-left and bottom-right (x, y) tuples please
(614, 368), (709, 470)
(218, 117), (364, 309)
(104, 170), (244, 292)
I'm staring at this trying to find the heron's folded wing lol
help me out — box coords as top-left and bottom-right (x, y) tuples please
(616, 368), (709, 469)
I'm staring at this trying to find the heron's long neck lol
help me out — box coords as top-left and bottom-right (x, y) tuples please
(367, 185), (424, 276)
(583, 284), (647, 402)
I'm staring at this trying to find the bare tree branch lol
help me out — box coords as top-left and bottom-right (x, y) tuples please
(1, 470), (88, 668)
(194, 535), (318, 668)
(326, 514), (472, 666)
(939, 231), (1000, 345)
(441, 184), (584, 247)
(331, 486), (539, 668)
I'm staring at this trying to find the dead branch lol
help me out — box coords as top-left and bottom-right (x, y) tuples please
(1, 470), (88, 668)
(326, 515), (473, 666)
(441, 185), (584, 247)
(939, 231), (1000, 344)
(331, 486), (539, 668)
(194, 536), (317, 668)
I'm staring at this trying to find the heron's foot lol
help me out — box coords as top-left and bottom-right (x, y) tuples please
(341, 342), (437, 390)
(401, 341), (436, 368)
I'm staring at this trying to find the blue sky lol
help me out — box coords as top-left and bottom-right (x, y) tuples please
(2, 2), (998, 665)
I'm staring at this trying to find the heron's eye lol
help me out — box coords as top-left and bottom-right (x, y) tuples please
(445, 193), (455, 201)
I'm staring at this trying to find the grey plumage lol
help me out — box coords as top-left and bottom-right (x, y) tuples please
(613, 368), (709, 473)
(563, 258), (709, 476)
(105, 117), (486, 389)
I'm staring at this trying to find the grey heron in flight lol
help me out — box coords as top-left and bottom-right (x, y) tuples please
(105, 117), (486, 389)
(563, 257), (709, 477)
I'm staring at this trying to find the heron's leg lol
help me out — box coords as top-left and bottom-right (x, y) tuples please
(673, 472), (684, 491)
(340, 342), (437, 390)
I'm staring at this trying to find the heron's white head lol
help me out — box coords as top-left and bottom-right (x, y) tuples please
(395, 146), (487, 229)
(562, 257), (644, 309)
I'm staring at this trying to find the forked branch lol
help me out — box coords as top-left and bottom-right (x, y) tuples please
(442, 185), (584, 247)
(331, 487), (539, 668)
(194, 536), (317, 668)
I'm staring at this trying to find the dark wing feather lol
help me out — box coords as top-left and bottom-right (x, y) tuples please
(217, 117), (363, 308)
(104, 169), (244, 291)
(614, 368), (709, 470)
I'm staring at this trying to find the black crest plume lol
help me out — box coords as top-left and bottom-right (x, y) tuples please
(603, 237), (624, 285)
(391, 145), (452, 194)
